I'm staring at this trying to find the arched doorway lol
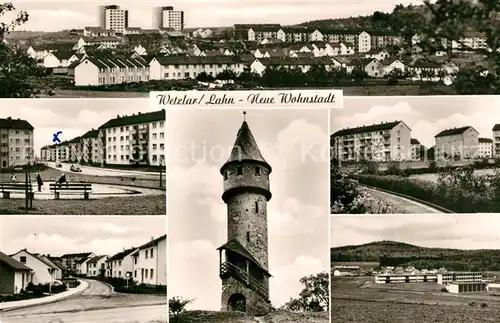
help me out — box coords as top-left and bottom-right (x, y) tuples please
(228, 293), (246, 312)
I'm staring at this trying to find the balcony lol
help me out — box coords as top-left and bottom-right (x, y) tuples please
(220, 262), (268, 299)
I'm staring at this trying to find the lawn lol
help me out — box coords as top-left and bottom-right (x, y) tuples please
(0, 194), (166, 215)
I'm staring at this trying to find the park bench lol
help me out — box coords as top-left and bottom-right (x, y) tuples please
(0, 182), (34, 199)
(49, 182), (93, 200)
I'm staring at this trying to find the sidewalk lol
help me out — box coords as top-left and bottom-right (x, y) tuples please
(0, 279), (89, 311)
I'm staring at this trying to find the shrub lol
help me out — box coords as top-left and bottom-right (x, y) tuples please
(169, 296), (193, 321)
(481, 303), (488, 308)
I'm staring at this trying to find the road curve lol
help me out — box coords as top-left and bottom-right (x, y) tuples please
(46, 162), (161, 180)
(362, 186), (444, 214)
(2, 279), (167, 321)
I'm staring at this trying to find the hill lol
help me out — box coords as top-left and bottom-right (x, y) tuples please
(331, 240), (500, 271)
(171, 310), (328, 323)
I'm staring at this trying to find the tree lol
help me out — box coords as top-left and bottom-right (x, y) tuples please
(196, 71), (213, 82)
(237, 65), (260, 84)
(350, 66), (368, 85)
(282, 272), (329, 312)
(305, 64), (330, 86)
(0, 2), (46, 97)
(169, 296), (193, 321)
(216, 69), (237, 80)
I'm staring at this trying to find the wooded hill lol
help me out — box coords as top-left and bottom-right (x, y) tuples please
(331, 240), (500, 271)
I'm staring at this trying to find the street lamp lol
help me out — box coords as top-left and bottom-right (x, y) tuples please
(125, 272), (131, 289)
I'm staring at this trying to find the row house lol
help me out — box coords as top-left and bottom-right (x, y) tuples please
(0, 251), (33, 294)
(149, 56), (245, 80)
(493, 124), (500, 158)
(250, 57), (341, 75)
(86, 255), (109, 277)
(407, 59), (459, 78)
(253, 47), (287, 58)
(106, 247), (136, 279)
(97, 109), (165, 166)
(60, 252), (94, 273)
(83, 27), (116, 37)
(10, 249), (62, 285)
(26, 43), (75, 61)
(41, 50), (81, 68)
(434, 126), (479, 160)
(288, 42), (355, 57)
(73, 54), (150, 86)
(0, 117), (34, 168)
(331, 121), (412, 162)
(130, 235), (167, 286)
(123, 27), (143, 35)
(478, 137), (493, 159)
(359, 58), (406, 78)
(364, 49), (391, 61)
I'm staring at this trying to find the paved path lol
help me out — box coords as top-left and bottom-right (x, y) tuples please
(47, 163), (161, 180)
(2, 279), (167, 322)
(363, 186), (444, 214)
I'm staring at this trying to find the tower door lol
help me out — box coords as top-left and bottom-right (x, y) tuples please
(228, 293), (246, 312)
(2, 161), (6, 168)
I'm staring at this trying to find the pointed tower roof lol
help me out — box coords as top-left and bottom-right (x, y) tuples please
(221, 115), (271, 174)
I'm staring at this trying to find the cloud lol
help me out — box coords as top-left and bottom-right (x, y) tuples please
(169, 239), (220, 310)
(269, 198), (324, 237)
(270, 255), (324, 306)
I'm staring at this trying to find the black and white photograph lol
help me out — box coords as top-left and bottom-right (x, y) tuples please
(0, 215), (167, 323)
(0, 99), (166, 215)
(167, 108), (329, 322)
(1, 1), (498, 98)
(330, 214), (500, 323)
(331, 95), (500, 214)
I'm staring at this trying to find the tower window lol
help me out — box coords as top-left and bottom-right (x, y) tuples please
(255, 201), (258, 213)
(246, 231), (250, 242)
(255, 167), (261, 175)
(236, 166), (243, 175)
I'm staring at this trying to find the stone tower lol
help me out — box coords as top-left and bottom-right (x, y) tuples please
(217, 112), (272, 316)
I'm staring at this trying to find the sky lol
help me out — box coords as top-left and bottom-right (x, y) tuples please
(0, 216), (166, 256)
(5, 0), (422, 32)
(332, 96), (500, 148)
(167, 108), (330, 310)
(331, 214), (500, 250)
(0, 98), (154, 158)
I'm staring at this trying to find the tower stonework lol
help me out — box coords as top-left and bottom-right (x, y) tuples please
(217, 117), (272, 316)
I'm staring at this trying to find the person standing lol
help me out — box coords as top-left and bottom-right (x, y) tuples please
(36, 172), (43, 192)
(10, 173), (16, 182)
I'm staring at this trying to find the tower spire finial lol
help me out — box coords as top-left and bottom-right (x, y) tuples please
(243, 110), (246, 121)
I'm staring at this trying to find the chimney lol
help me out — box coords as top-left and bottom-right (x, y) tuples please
(7, 117), (11, 120)
(151, 236), (154, 241)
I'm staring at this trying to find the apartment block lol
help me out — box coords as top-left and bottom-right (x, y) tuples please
(99, 5), (129, 33)
(131, 235), (167, 286)
(331, 121), (412, 163)
(434, 126), (479, 160)
(411, 138), (425, 161)
(493, 124), (500, 158)
(98, 109), (165, 166)
(437, 272), (483, 284)
(153, 6), (184, 31)
(86, 255), (109, 277)
(0, 117), (34, 168)
(81, 129), (102, 164)
(478, 137), (493, 158)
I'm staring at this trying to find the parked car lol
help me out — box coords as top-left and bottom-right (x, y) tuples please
(70, 165), (81, 172)
(56, 163), (62, 168)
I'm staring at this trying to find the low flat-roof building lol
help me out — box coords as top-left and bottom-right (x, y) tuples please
(446, 282), (487, 294)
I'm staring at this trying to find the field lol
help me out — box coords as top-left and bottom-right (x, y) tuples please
(331, 277), (500, 323)
(410, 168), (496, 183)
(172, 310), (328, 323)
(332, 262), (379, 269)
(0, 194), (166, 215)
(36, 84), (456, 98)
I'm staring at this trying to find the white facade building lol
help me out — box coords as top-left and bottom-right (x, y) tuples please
(106, 248), (136, 279)
(99, 5), (129, 33)
(131, 235), (167, 286)
(478, 137), (493, 158)
(10, 250), (59, 285)
(0, 117), (35, 168)
(153, 6), (184, 31)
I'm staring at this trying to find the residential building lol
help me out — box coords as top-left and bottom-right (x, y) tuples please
(10, 249), (59, 285)
(434, 126), (479, 160)
(332, 265), (360, 277)
(153, 6), (184, 31)
(99, 5), (129, 33)
(437, 272), (483, 284)
(68, 136), (83, 163)
(250, 57), (341, 76)
(451, 32), (487, 52)
(478, 137), (493, 158)
(55, 142), (70, 162)
(246, 24), (282, 42)
(446, 282), (487, 294)
(75, 256), (93, 276)
(370, 30), (404, 49)
(149, 56), (246, 80)
(60, 252), (95, 273)
(83, 27), (116, 37)
(375, 272), (438, 284)
(81, 129), (102, 164)
(0, 251), (32, 294)
(73, 54), (150, 86)
(106, 247), (137, 279)
(411, 138), (425, 161)
(97, 109), (165, 166)
(36, 254), (63, 280)
(0, 117), (35, 168)
(86, 255), (109, 277)
(130, 235), (167, 286)
(331, 121), (412, 162)
(492, 124), (500, 158)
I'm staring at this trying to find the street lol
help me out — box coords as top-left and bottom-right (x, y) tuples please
(1, 279), (167, 323)
(362, 186), (444, 213)
(46, 162), (162, 180)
